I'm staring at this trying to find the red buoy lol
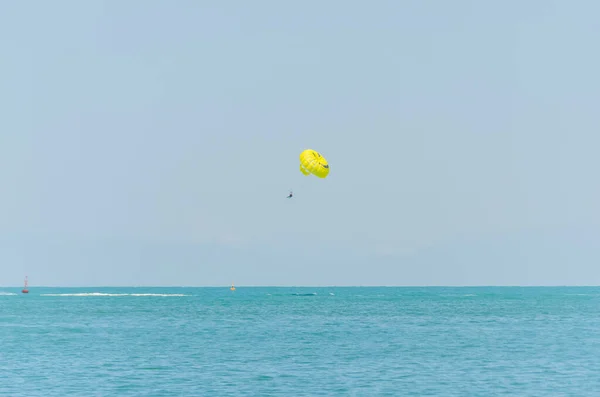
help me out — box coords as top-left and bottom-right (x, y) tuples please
(21, 276), (29, 294)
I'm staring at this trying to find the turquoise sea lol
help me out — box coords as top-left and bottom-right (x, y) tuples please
(1, 287), (599, 396)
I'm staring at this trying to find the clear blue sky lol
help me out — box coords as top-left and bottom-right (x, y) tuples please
(1, 1), (599, 286)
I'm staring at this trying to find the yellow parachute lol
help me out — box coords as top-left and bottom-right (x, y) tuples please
(299, 149), (329, 178)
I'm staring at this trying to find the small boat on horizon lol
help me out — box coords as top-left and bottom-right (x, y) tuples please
(22, 276), (29, 294)
(230, 282), (235, 291)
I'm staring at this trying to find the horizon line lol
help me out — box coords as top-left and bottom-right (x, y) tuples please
(2, 284), (600, 288)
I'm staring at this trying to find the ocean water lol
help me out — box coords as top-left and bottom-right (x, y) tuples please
(1, 287), (599, 396)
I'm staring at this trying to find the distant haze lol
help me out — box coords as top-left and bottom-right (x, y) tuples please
(1, 1), (598, 286)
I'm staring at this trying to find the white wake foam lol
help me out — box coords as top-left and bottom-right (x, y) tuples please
(41, 293), (188, 297)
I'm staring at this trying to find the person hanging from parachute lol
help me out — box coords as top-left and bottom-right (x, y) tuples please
(286, 149), (329, 199)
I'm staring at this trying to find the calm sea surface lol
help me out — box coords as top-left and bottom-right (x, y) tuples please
(1, 287), (599, 396)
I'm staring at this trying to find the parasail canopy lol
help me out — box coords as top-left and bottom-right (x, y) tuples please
(299, 149), (330, 178)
